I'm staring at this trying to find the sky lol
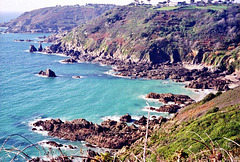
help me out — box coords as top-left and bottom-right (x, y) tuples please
(0, 0), (239, 12)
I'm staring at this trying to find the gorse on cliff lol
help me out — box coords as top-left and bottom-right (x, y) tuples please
(60, 5), (240, 70)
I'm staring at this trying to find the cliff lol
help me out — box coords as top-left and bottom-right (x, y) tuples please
(1, 4), (115, 33)
(56, 5), (240, 71)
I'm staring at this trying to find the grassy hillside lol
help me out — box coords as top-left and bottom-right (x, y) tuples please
(118, 86), (240, 161)
(2, 4), (115, 33)
(61, 4), (240, 71)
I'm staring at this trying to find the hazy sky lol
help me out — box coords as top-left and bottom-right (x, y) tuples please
(0, 0), (157, 12)
(0, 0), (239, 12)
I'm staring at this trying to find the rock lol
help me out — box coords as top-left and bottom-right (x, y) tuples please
(134, 116), (147, 125)
(38, 43), (43, 52)
(68, 145), (77, 149)
(29, 45), (37, 53)
(87, 149), (99, 158)
(72, 76), (81, 79)
(38, 69), (57, 77)
(62, 58), (77, 63)
(26, 39), (34, 42)
(46, 141), (63, 148)
(146, 92), (160, 99)
(120, 114), (132, 122)
(156, 104), (181, 113)
(146, 92), (194, 104)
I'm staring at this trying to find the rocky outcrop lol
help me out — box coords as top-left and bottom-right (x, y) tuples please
(32, 116), (167, 149)
(186, 78), (230, 91)
(146, 92), (194, 105)
(149, 105), (181, 113)
(61, 58), (77, 63)
(38, 69), (57, 77)
(29, 45), (37, 53)
(120, 114), (132, 122)
(38, 43), (43, 52)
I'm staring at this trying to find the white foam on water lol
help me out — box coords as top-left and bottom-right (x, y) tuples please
(37, 140), (78, 150)
(104, 70), (131, 79)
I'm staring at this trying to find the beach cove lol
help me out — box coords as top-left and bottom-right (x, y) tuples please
(0, 33), (203, 157)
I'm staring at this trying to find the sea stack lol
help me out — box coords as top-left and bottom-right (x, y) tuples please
(29, 45), (37, 53)
(38, 69), (57, 77)
(38, 43), (43, 52)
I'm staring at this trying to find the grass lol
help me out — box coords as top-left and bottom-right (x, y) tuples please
(120, 86), (240, 161)
(155, 6), (180, 11)
(184, 5), (228, 11)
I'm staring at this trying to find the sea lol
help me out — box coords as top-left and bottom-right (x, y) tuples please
(0, 32), (200, 161)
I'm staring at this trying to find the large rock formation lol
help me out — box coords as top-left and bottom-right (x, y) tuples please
(32, 116), (167, 149)
(38, 69), (57, 77)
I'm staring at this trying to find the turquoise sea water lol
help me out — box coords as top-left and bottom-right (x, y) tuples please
(0, 33), (198, 160)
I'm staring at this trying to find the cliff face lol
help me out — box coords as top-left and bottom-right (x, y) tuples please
(2, 4), (115, 33)
(59, 5), (240, 70)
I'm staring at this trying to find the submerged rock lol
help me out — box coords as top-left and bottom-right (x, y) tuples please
(38, 69), (57, 77)
(29, 45), (37, 53)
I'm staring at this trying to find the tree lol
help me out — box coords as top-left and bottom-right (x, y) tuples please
(190, 0), (195, 4)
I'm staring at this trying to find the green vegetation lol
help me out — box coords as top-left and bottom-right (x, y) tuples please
(155, 6), (180, 10)
(61, 4), (240, 69)
(119, 86), (240, 161)
(185, 5), (228, 10)
(2, 4), (116, 33)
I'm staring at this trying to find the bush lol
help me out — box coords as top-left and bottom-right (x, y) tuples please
(215, 91), (222, 97)
(201, 93), (216, 104)
(206, 106), (219, 114)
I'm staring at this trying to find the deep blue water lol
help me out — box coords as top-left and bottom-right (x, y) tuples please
(0, 33), (198, 160)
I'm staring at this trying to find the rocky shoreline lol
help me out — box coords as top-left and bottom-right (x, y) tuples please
(32, 115), (167, 149)
(37, 42), (234, 92)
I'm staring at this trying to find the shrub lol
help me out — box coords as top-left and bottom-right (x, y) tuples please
(201, 93), (216, 104)
(206, 106), (219, 114)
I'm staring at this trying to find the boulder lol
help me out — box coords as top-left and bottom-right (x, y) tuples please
(120, 114), (132, 122)
(134, 116), (147, 125)
(38, 69), (57, 77)
(29, 45), (37, 53)
(38, 43), (43, 52)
